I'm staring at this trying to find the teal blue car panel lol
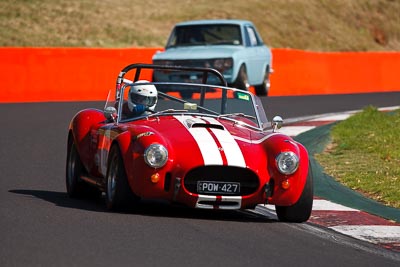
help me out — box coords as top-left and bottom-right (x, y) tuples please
(152, 20), (272, 95)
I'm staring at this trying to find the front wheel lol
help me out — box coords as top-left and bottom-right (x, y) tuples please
(275, 163), (314, 223)
(105, 145), (139, 211)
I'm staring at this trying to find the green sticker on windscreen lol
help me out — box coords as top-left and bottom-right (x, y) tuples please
(237, 92), (250, 101)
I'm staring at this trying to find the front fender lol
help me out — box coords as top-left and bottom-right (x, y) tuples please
(111, 126), (175, 199)
(69, 108), (105, 171)
(263, 134), (309, 206)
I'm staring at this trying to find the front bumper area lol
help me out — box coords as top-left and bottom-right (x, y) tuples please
(172, 176), (266, 210)
(195, 195), (242, 210)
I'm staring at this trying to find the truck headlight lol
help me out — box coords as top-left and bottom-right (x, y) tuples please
(144, 144), (168, 168)
(212, 58), (233, 72)
(276, 152), (299, 175)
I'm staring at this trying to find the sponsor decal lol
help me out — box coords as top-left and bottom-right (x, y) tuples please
(135, 131), (154, 140)
(236, 92), (250, 101)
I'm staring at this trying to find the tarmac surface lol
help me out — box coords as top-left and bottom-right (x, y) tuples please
(1, 92), (399, 266)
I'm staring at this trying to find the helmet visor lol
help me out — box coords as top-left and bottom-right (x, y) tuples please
(130, 93), (157, 107)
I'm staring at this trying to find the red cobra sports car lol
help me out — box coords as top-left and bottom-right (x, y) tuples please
(66, 63), (313, 222)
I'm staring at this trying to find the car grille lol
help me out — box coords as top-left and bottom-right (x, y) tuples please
(167, 59), (208, 68)
(184, 166), (259, 196)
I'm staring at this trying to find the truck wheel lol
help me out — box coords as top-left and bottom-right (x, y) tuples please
(234, 65), (250, 91)
(275, 163), (314, 223)
(254, 67), (270, 96)
(105, 145), (139, 211)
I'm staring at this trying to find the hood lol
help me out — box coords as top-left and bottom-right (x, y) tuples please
(137, 115), (259, 168)
(153, 46), (243, 60)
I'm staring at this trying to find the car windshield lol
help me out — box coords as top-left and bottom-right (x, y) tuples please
(167, 24), (242, 47)
(108, 82), (268, 130)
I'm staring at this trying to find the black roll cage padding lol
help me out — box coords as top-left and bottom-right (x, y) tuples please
(118, 63), (227, 86)
(115, 63), (229, 114)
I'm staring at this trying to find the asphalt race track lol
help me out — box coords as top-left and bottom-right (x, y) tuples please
(1, 92), (399, 267)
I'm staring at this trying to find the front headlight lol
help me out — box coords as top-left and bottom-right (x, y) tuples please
(144, 144), (168, 168)
(212, 58), (233, 72)
(276, 152), (299, 175)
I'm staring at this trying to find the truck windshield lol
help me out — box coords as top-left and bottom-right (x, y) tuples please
(167, 24), (242, 47)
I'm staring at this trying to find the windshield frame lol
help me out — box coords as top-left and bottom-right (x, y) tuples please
(113, 81), (268, 131)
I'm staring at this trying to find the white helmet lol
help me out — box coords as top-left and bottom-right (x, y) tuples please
(128, 80), (158, 113)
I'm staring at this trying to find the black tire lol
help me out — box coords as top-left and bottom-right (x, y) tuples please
(66, 137), (90, 198)
(275, 163), (314, 223)
(254, 67), (270, 96)
(234, 65), (250, 91)
(105, 145), (139, 211)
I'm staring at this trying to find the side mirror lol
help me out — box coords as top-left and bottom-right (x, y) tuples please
(104, 106), (117, 122)
(271, 116), (283, 132)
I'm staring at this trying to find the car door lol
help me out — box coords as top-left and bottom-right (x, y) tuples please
(243, 25), (267, 84)
(90, 124), (116, 178)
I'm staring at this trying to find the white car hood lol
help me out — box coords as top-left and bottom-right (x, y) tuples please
(153, 46), (243, 60)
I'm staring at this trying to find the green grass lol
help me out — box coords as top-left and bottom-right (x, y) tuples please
(315, 107), (400, 208)
(1, 0), (400, 51)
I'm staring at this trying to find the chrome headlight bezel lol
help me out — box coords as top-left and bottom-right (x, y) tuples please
(144, 144), (168, 168)
(276, 151), (299, 175)
(206, 58), (233, 73)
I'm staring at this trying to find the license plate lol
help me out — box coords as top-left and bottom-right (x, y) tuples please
(197, 181), (240, 194)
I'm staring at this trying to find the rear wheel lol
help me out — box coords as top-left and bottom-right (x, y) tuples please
(66, 137), (91, 198)
(105, 145), (139, 211)
(275, 163), (314, 223)
(234, 65), (250, 91)
(254, 67), (270, 96)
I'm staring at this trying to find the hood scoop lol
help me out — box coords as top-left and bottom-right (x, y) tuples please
(184, 118), (224, 130)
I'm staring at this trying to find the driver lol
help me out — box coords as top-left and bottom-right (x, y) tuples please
(126, 80), (158, 117)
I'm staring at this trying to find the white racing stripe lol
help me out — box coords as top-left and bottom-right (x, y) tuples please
(192, 127), (223, 165)
(203, 117), (246, 167)
(174, 115), (222, 165)
(174, 115), (246, 166)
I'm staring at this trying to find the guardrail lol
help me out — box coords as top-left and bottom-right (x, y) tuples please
(272, 48), (400, 96)
(0, 47), (399, 103)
